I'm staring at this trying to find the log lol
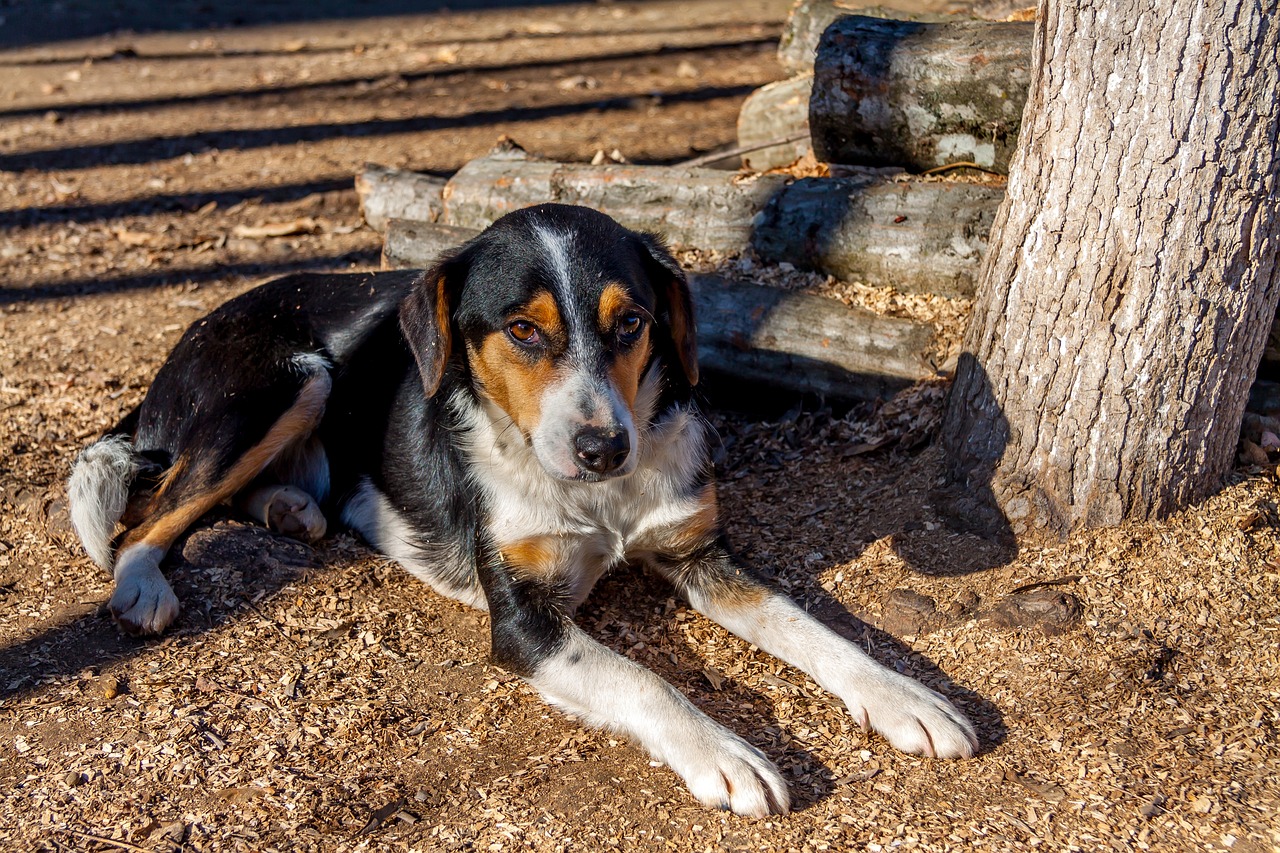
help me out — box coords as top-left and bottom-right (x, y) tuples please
(441, 146), (786, 253)
(737, 74), (814, 172)
(381, 219), (478, 270)
(364, 157), (1004, 296)
(356, 163), (447, 232)
(811, 16), (1034, 172)
(381, 219), (939, 401)
(751, 176), (1003, 298)
(778, 1), (967, 75)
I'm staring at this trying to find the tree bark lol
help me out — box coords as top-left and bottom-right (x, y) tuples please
(381, 219), (941, 401)
(737, 74), (814, 172)
(940, 0), (1280, 537)
(811, 16), (1034, 172)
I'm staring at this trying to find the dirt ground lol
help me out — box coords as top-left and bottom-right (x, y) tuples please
(1, 1), (1279, 851)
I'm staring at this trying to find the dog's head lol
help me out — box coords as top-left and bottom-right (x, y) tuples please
(399, 204), (698, 482)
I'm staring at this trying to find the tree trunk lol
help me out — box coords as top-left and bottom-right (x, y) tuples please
(810, 17), (1034, 172)
(940, 0), (1280, 538)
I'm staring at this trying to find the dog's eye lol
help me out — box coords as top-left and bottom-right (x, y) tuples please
(617, 313), (646, 342)
(508, 321), (540, 346)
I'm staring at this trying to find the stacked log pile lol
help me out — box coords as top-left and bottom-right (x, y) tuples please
(358, 3), (1040, 401)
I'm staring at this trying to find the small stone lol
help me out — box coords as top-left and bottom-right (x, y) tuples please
(99, 675), (121, 700)
(64, 770), (83, 787)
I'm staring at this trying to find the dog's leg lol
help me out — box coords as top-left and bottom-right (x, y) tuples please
(110, 370), (331, 635)
(480, 559), (790, 816)
(653, 546), (979, 759)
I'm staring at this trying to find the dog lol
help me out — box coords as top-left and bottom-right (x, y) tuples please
(68, 204), (976, 816)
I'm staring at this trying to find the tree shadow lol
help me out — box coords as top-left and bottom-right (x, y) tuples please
(0, 0), (594, 50)
(0, 83), (756, 172)
(0, 177), (354, 230)
(0, 37), (774, 121)
(0, 248), (381, 305)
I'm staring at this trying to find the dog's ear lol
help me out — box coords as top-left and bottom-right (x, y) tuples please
(399, 256), (466, 398)
(637, 233), (699, 387)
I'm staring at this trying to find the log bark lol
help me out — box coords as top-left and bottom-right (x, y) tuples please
(778, 0), (968, 75)
(381, 219), (478, 270)
(356, 163), (447, 232)
(382, 219), (939, 401)
(364, 156), (1005, 297)
(811, 17), (1033, 172)
(940, 0), (1280, 537)
(751, 176), (1004, 297)
(441, 147), (786, 253)
(737, 74), (814, 172)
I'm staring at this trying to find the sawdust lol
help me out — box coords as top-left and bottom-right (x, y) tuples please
(2, 1), (1279, 851)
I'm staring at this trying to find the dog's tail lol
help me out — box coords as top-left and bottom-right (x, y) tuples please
(68, 409), (143, 570)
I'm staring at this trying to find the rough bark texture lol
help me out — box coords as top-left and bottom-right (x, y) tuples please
(381, 219), (478, 270)
(811, 16), (1034, 172)
(737, 74), (814, 172)
(941, 0), (1280, 537)
(355, 164), (446, 232)
(441, 145), (786, 252)
(362, 154), (1005, 295)
(381, 219), (939, 401)
(752, 175), (1004, 297)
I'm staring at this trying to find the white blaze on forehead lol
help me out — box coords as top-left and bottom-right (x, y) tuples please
(533, 224), (575, 303)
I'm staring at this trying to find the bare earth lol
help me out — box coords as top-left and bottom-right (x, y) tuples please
(1, 1), (1278, 850)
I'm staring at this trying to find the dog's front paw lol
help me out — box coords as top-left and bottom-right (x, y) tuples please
(850, 675), (977, 759)
(665, 727), (791, 816)
(109, 568), (179, 635)
(109, 546), (179, 635)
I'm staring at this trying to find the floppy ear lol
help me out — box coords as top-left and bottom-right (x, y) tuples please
(637, 233), (699, 387)
(399, 258), (465, 398)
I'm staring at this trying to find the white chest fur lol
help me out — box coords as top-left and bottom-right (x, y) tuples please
(455, 390), (712, 608)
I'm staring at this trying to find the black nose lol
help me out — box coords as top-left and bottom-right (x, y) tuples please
(573, 428), (630, 475)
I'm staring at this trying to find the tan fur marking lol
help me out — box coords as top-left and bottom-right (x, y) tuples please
(706, 571), (768, 611)
(596, 283), (632, 331)
(122, 372), (331, 555)
(523, 291), (564, 340)
(597, 283), (652, 414)
(469, 334), (559, 437)
(666, 485), (720, 556)
(468, 291), (567, 437)
(500, 535), (565, 580)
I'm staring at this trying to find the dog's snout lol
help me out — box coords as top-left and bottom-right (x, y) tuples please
(573, 427), (630, 475)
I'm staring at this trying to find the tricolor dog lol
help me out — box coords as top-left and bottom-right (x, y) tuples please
(69, 204), (976, 815)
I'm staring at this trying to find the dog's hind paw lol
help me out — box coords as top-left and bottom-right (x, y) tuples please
(253, 485), (327, 542)
(668, 728), (791, 817)
(109, 545), (179, 635)
(852, 675), (978, 759)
